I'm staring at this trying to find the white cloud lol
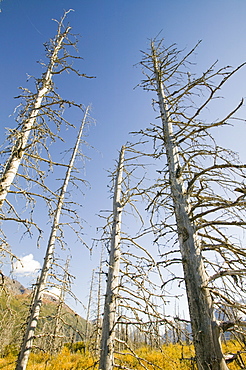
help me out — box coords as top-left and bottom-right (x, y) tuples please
(13, 254), (41, 275)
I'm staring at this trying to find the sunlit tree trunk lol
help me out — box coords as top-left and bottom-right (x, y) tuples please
(151, 43), (228, 370)
(15, 107), (89, 370)
(0, 11), (72, 210)
(99, 146), (125, 370)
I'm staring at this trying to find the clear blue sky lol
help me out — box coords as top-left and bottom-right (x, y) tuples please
(0, 0), (246, 317)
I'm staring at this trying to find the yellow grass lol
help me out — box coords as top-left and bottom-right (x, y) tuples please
(221, 340), (246, 370)
(0, 348), (97, 370)
(0, 341), (245, 370)
(115, 343), (196, 370)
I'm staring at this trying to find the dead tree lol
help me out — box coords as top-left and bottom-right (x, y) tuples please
(85, 268), (95, 347)
(49, 256), (71, 354)
(137, 39), (246, 370)
(15, 107), (89, 370)
(98, 144), (169, 370)
(99, 146), (125, 370)
(0, 10), (92, 256)
(93, 248), (104, 355)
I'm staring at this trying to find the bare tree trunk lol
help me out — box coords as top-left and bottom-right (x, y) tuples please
(99, 146), (125, 370)
(151, 43), (228, 370)
(15, 107), (89, 370)
(0, 11), (72, 210)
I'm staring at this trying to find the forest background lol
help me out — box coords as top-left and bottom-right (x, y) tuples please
(0, 0), (246, 320)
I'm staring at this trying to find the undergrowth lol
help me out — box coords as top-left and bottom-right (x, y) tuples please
(0, 341), (245, 369)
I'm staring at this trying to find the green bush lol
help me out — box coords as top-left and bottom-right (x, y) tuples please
(2, 343), (19, 357)
(64, 341), (86, 353)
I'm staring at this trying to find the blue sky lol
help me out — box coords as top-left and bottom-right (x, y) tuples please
(1, 0), (246, 317)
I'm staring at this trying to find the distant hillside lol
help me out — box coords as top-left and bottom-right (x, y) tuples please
(0, 275), (88, 355)
(1, 275), (30, 295)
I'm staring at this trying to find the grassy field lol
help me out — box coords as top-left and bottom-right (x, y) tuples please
(0, 341), (245, 370)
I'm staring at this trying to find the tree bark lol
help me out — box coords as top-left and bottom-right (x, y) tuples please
(151, 43), (228, 370)
(99, 146), (125, 370)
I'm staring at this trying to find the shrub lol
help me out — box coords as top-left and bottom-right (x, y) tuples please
(64, 341), (86, 353)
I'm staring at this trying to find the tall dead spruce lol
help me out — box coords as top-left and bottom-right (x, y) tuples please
(139, 40), (246, 370)
(16, 107), (89, 370)
(0, 9), (91, 223)
(99, 145), (167, 370)
(99, 146), (125, 370)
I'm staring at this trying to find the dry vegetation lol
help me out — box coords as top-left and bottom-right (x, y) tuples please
(0, 341), (245, 370)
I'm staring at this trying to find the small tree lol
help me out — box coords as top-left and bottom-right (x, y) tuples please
(49, 256), (72, 355)
(94, 249), (104, 355)
(85, 268), (95, 347)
